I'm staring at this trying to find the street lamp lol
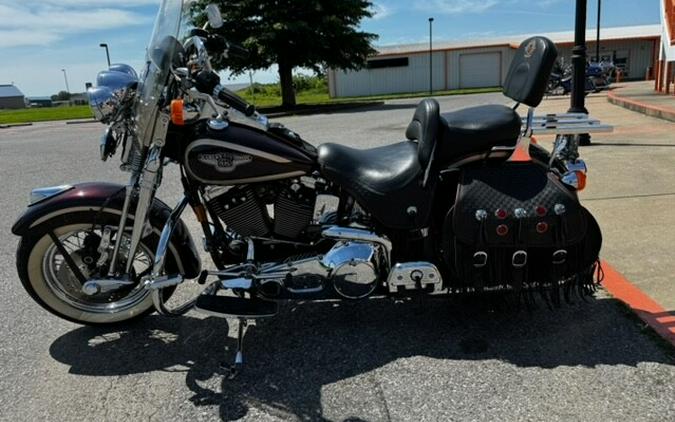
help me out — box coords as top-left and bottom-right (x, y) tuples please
(429, 17), (434, 96)
(61, 69), (70, 93)
(595, 0), (601, 63)
(100, 43), (111, 68)
(568, 0), (591, 145)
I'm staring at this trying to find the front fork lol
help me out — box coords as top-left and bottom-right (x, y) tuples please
(108, 145), (163, 277)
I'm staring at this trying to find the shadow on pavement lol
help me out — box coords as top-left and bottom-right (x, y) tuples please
(49, 296), (674, 421)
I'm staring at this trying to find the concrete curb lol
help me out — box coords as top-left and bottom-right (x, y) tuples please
(607, 89), (675, 122)
(65, 119), (97, 125)
(601, 261), (675, 348)
(0, 122), (33, 129)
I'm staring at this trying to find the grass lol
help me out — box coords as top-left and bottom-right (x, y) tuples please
(239, 86), (503, 109)
(0, 105), (93, 125)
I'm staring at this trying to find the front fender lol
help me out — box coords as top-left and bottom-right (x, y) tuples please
(12, 182), (201, 279)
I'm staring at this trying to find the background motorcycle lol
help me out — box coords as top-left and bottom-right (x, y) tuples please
(546, 59), (600, 95)
(12, 1), (602, 371)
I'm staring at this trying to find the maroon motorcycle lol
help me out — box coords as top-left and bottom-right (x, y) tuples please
(12, 1), (602, 373)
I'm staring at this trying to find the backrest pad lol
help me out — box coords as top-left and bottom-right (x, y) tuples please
(503, 37), (558, 108)
(406, 98), (440, 168)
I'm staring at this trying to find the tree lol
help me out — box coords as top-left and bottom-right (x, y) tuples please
(196, 0), (377, 107)
(51, 91), (71, 101)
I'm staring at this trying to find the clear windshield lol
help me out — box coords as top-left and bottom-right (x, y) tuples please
(136, 0), (194, 146)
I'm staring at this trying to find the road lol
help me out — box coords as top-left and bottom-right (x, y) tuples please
(0, 93), (673, 421)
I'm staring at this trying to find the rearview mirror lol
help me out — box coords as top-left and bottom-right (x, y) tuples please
(206, 4), (224, 29)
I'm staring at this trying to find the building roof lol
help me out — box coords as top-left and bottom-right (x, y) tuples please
(375, 24), (662, 56)
(0, 84), (24, 98)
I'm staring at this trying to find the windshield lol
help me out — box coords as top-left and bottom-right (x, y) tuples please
(136, 0), (194, 146)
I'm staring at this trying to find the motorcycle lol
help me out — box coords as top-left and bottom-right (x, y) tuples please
(12, 1), (602, 373)
(546, 59), (598, 95)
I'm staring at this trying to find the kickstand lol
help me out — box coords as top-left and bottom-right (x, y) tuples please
(221, 318), (248, 379)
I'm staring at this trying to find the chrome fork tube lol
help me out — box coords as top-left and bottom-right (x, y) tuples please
(125, 146), (162, 274)
(151, 196), (189, 279)
(108, 183), (134, 276)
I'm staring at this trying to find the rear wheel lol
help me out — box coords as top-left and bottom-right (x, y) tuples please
(16, 211), (174, 325)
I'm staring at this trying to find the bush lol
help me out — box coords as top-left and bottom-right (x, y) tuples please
(292, 74), (327, 92)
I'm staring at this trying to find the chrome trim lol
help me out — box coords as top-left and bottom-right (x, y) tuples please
(108, 183), (133, 276)
(144, 274), (184, 290)
(386, 262), (443, 294)
(149, 196), (189, 280)
(108, 63), (138, 79)
(81, 277), (135, 296)
(29, 185), (74, 206)
(125, 146), (162, 274)
(322, 226), (392, 268)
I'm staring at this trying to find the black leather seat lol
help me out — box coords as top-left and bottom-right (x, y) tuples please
(316, 99), (440, 229)
(437, 104), (521, 162)
(317, 141), (421, 198)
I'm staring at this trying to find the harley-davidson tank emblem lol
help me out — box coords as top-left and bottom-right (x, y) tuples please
(198, 152), (253, 173)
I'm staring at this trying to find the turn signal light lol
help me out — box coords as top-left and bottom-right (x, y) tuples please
(171, 99), (185, 126)
(575, 171), (587, 191)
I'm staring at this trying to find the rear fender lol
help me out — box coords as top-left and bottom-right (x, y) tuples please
(11, 182), (201, 279)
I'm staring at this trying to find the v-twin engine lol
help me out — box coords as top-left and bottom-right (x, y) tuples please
(258, 237), (381, 300)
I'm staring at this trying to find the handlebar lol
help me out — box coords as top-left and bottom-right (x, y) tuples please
(193, 70), (256, 117)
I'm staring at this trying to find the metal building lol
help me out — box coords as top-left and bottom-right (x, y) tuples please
(0, 84), (26, 109)
(328, 25), (660, 98)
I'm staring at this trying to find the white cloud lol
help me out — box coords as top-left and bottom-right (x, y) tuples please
(417, 0), (499, 15)
(370, 2), (394, 20)
(0, 2), (152, 47)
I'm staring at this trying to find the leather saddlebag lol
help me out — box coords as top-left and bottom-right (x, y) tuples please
(444, 162), (602, 300)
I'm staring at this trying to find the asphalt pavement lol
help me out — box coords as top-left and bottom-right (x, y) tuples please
(0, 92), (673, 421)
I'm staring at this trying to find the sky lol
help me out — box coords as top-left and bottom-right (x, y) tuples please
(0, 0), (661, 97)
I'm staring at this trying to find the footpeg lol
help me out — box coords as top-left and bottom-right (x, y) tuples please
(194, 295), (278, 318)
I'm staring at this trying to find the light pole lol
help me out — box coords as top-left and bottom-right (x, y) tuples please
(100, 43), (111, 68)
(568, 0), (591, 145)
(595, 0), (601, 63)
(61, 69), (70, 93)
(429, 17), (434, 96)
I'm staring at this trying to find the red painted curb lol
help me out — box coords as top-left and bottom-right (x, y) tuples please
(607, 90), (675, 122)
(601, 260), (675, 347)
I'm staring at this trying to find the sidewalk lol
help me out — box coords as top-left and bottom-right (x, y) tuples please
(607, 80), (675, 122)
(535, 93), (675, 346)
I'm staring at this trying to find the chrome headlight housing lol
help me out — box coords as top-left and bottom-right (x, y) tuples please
(87, 65), (139, 123)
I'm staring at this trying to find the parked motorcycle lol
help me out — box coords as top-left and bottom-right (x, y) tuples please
(546, 59), (598, 95)
(12, 1), (602, 373)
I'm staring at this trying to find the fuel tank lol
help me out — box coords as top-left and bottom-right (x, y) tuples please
(184, 120), (316, 185)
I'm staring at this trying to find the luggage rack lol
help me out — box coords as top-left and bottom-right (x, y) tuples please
(523, 112), (613, 136)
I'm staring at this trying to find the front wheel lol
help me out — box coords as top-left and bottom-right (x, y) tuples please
(16, 211), (174, 325)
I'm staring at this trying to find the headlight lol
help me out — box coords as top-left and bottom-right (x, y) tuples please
(87, 65), (138, 123)
(88, 86), (119, 123)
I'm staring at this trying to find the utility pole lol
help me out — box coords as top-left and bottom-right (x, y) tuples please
(100, 43), (111, 68)
(429, 17), (434, 96)
(61, 69), (70, 93)
(595, 0), (601, 63)
(568, 0), (591, 145)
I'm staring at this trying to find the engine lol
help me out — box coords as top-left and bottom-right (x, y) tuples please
(206, 179), (317, 239)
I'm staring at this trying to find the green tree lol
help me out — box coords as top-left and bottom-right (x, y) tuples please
(196, 0), (377, 107)
(51, 91), (71, 101)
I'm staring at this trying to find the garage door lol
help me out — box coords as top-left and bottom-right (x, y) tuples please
(459, 52), (501, 88)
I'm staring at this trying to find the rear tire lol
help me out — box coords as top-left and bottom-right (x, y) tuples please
(16, 211), (176, 325)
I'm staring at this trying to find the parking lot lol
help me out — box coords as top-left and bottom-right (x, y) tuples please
(0, 92), (673, 421)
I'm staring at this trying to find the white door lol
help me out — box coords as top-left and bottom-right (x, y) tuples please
(459, 52), (501, 88)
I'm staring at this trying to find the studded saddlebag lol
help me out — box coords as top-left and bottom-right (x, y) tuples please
(444, 162), (602, 300)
